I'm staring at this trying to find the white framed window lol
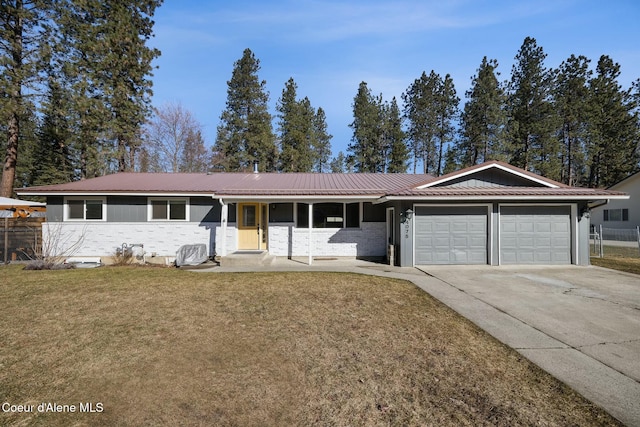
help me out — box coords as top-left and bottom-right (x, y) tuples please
(295, 202), (361, 229)
(64, 197), (106, 221)
(148, 198), (189, 221)
(604, 208), (629, 222)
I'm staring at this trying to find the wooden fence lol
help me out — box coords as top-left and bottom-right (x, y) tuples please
(2, 218), (44, 264)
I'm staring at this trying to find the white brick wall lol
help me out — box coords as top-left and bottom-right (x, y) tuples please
(45, 221), (384, 259)
(44, 222), (221, 257)
(268, 222), (386, 257)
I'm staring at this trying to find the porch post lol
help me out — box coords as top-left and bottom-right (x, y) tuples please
(219, 198), (228, 257)
(308, 202), (313, 265)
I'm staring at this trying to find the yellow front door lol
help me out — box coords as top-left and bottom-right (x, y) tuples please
(238, 203), (268, 250)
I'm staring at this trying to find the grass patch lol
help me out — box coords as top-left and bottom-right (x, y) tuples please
(0, 265), (621, 426)
(591, 244), (640, 275)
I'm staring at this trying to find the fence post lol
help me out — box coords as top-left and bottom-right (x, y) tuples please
(637, 226), (640, 257)
(599, 224), (604, 258)
(3, 217), (8, 265)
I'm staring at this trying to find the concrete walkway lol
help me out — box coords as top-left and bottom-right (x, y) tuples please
(195, 258), (640, 426)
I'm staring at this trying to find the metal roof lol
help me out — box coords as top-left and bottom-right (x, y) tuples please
(18, 172), (433, 196)
(16, 161), (626, 202)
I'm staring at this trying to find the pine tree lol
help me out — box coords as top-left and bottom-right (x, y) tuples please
(31, 78), (75, 186)
(384, 97), (408, 173)
(585, 55), (639, 187)
(434, 74), (459, 176)
(51, 0), (161, 176)
(311, 107), (332, 173)
(0, 0), (51, 196)
(348, 82), (386, 173)
(276, 78), (313, 172)
(402, 71), (440, 174)
(553, 55), (591, 186)
(214, 48), (277, 172)
(457, 57), (507, 168)
(506, 37), (559, 178)
(329, 151), (346, 173)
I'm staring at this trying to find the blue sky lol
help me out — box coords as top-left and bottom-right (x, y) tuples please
(149, 0), (640, 160)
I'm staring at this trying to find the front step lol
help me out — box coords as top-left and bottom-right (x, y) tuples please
(219, 251), (276, 268)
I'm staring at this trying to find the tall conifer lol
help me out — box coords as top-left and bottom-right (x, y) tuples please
(214, 48), (277, 172)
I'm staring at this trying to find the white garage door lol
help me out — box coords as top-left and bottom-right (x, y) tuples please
(500, 206), (571, 264)
(414, 206), (488, 265)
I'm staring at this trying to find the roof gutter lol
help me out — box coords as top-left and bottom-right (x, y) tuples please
(377, 194), (629, 203)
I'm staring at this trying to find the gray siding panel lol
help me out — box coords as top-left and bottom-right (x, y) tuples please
(500, 206), (571, 264)
(107, 196), (146, 222)
(440, 169), (542, 188)
(191, 197), (220, 222)
(415, 206), (488, 265)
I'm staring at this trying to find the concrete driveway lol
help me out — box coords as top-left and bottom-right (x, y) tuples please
(413, 265), (640, 427)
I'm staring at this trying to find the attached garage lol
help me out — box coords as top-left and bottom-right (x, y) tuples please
(414, 206), (488, 265)
(500, 206), (571, 264)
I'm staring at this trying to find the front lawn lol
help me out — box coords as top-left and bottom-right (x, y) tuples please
(0, 266), (620, 426)
(591, 245), (640, 275)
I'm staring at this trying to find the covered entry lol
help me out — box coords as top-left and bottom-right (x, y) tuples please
(414, 205), (488, 265)
(499, 205), (571, 264)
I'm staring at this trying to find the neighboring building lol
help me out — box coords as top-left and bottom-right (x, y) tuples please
(0, 197), (46, 218)
(590, 170), (640, 231)
(17, 161), (627, 266)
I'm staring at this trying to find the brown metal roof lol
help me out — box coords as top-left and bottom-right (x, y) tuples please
(18, 172), (433, 196)
(388, 187), (626, 198)
(17, 161), (626, 202)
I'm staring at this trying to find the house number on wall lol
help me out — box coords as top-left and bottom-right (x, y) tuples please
(404, 222), (410, 239)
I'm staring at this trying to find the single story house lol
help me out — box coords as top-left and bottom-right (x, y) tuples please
(17, 160), (627, 267)
(590, 170), (640, 231)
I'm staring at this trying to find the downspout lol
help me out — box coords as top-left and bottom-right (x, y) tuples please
(308, 203), (313, 265)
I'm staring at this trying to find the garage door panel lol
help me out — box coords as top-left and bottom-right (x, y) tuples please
(415, 206), (488, 265)
(500, 206), (571, 265)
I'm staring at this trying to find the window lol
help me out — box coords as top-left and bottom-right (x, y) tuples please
(65, 198), (105, 221)
(296, 202), (361, 228)
(604, 208), (629, 222)
(148, 199), (188, 221)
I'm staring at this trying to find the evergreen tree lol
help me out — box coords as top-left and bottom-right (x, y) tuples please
(30, 78), (75, 186)
(311, 107), (332, 173)
(214, 48), (277, 172)
(384, 97), (408, 173)
(457, 57), (507, 168)
(0, 0), (51, 196)
(402, 71), (440, 174)
(505, 37), (559, 178)
(329, 151), (346, 173)
(585, 55), (639, 187)
(434, 74), (459, 176)
(276, 78), (313, 172)
(553, 54), (591, 186)
(348, 82), (386, 173)
(51, 0), (161, 177)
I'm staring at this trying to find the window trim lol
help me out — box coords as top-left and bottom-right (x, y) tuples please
(604, 208), (629, 222)
(295, 202), (361, 229)
(63, 197), (107, 221)
(147, 197), (190, 221)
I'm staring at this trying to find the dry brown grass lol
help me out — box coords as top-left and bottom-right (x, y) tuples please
(0, 265), (621, 426)
(591, 245), (640, 275)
